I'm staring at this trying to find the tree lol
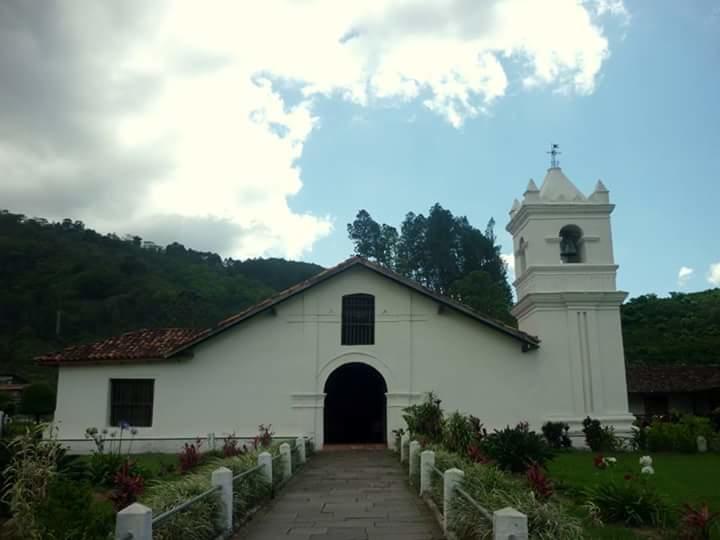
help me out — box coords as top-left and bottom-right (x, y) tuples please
(348, 203), (514, 315)
(449, 271), (514, 324)
(20, 383), (56, 422)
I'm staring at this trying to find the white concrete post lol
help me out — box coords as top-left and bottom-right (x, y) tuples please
(296, 436), (306, 464)
(493, 507), (528, 540)
(400, 433), (410, 462)
(443, 468), (464, 534)
(211, 466), (233, 533)
(115, 502), (152, 540)
(280, 442), (292, 480)
(409, 440), (421, 481)
(258, 451), (272, 485)
(420, 450), (435, 496)
(207, 432), (216, 451)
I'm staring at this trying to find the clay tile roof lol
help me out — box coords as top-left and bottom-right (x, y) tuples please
(36, 328), (209, 366)
(626, 365), (720, 393)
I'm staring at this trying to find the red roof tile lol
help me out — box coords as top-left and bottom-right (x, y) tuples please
(37, 328), (208, 366)
(626, 365), (720, 393)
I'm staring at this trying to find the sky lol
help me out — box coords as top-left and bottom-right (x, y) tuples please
(1, 0), (718, 299)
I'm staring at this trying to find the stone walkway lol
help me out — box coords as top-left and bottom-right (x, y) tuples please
(234, 450), (444, 540)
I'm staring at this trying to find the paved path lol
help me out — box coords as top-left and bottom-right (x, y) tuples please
(234, 450), (444, 540)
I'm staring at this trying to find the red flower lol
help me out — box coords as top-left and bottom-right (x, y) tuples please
(593, 455), (607, 469)
(680, 503), (720, 540)
(526, 463), (554, 500)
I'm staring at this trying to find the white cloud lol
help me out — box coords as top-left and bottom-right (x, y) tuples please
(0, 0), (627, 258)
(708, 262), (720, 287)
(677, 266), (694, 288)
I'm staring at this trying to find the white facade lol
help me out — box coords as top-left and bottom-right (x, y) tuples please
(51, 166), (634, 453)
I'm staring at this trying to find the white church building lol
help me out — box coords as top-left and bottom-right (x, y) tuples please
(41, 165), (635, 452)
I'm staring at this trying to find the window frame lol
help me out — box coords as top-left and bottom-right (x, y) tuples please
(109, 378), (155, 428)
(341, 293), (375, 346)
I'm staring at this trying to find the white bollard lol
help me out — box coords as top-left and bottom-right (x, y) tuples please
(493, 507), (528, 540)
(280, 442), (292, 480)
(207, 432), (216, 451)
(443, 468), (464, 534)
(296, 436), (307, 464)
(212, 466), (233, 533)
(409, 440), (421, 481)
(115, 502), (152, 540)
(400, 433), (410, 462)
(258, 451), (273, 485)
(420, 450), (435, 496)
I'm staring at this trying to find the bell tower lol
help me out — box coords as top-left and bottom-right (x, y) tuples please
(506, 156), (634, 436)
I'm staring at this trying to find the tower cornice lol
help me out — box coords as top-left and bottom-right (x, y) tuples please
(506, 203), (615, 235)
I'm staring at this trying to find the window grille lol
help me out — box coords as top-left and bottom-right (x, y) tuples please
(110, 379), (154, 427)
(341, 294), (375, 345)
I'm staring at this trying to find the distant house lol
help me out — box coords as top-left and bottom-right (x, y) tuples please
(626, 365), (720, 417)
(0, 373), (30, 401)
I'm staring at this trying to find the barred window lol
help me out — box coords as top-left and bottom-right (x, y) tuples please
(110, 379), (154, 427)
(341, 294), (375, 345)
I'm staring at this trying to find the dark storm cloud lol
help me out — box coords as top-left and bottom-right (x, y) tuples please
(0, 1), (169, 218)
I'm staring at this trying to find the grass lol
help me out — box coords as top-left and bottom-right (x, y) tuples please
(549, 451), (720, 510)
(548, 451), (720, 539)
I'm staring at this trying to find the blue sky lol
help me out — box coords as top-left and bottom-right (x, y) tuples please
(1, 1), (718, 299)
(292, 1), (720, 298)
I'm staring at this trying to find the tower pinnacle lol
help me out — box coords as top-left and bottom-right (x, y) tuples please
(547, 144), (561, 168)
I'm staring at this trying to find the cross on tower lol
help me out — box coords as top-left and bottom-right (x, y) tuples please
(547, 144), (561, 168)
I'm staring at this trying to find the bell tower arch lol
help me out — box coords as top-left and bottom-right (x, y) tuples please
(507, 161), (634, 437)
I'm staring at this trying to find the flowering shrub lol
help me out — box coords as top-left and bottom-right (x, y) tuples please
(222, 433), (246, 457)
(253, 424), (274, 449)
(84, 422), (139, 485)
(526, 463), (554, 500)
(467, 444), (492, 464)
(110, 460), (145, 510)
(582, 417), (618, 452)
(593, 455), (617, 469)
(179, 439), (204, 473)
(680, 503), (720, 540)
(541, 421), (572, 449)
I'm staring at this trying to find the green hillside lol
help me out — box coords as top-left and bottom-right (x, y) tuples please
(621, 289), (720, 365)
(2, 209), (719, 382)
(0, 210), (323, 381)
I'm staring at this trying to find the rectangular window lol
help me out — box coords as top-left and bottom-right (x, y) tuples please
(110, 379), (154, 427)
(342, 294), (375, 345)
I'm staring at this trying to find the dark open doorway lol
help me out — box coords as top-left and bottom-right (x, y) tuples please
(323, 362), (387, 444)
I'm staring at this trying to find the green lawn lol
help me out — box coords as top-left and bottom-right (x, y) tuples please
(548, 451), (720, 539)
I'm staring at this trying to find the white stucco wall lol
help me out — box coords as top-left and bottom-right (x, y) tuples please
(53, 265), (566, 453)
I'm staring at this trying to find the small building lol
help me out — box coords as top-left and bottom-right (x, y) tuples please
(39, 164), (636, 453)
(627, 365), (720, 417)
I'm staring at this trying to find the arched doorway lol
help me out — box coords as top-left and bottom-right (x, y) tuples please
(323, 362), (387, 444)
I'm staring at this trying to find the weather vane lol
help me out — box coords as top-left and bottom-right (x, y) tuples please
(547, 144), (561, 168)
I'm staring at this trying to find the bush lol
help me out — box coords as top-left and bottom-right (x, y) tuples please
(582, 417), (617, 452)
(253, 424), (274, 449)
(19, 384), (55, 422)
(179, 440), (204, 473)
(110, 460), (145, 510)
(679, 502), (720, 540)
(480, 422), (553, 473)
(541, 421), (572, 449)
(402, 392), (444, 444)
(34, 476), (114, 539)
(584, 477), (672, 528)
(87, 451), (125, 486)
(448, 461), (583, 540)
(444, 412), (485, 454)
(645, 415), (714, 453)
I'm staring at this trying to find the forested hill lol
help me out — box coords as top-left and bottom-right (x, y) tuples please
(0, 210), (323, 381)
(621, 289), (720, 365)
